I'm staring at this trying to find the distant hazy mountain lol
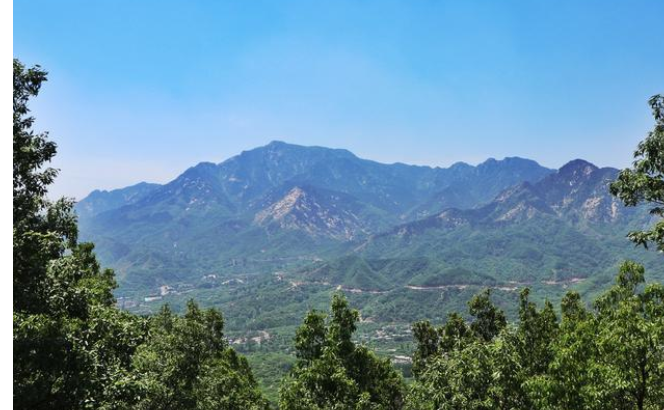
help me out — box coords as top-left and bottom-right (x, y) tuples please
(78, 141), (553, 221)
(77, 182), (161, 222)
(309, 159), (660, 289)
(385, 159), (638, 232)
(77, 141), (661, 290)
(406, 157), (555, 219)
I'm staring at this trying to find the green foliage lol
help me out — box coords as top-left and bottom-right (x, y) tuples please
(406, 262), (664, 410)
(280, 294), (405, 409)
(411, 320), (440, 377)
(128, 301), (268, 409)
(468, 289), (507, 342)
(13, 57), (136, 410)
(406, 341), (495, 410)
(591, 261), (664, 409)
(13, 59), (266, 409)
(295, 310), (327, 362)
(611, 94), (664, 251)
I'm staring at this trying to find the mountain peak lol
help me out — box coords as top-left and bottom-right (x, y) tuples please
(176, 161), (220, 182)
(449, 161), (473, 170)
(477, 156), (548, 169)
(240, 141), (358, 160)
(503, 156), (540, 164)
(558, 159), (598, 175)
(265, 140), (291, 149)
(75, 181), (161, 220)
(267, 140), (287, 145)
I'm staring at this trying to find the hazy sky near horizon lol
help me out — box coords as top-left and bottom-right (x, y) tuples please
(14, 0), (664, 199)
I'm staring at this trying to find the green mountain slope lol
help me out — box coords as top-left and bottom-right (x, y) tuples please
(345, 159), (662, 287)
(77, 141), (554, 288)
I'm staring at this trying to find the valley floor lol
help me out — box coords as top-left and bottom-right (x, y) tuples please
(119, 267), (618, 401)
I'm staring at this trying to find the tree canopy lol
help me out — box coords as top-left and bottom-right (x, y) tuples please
(611, 94), (664, 251)
(13, 59), (267, 410)
(280, 294), (405, 410)
(406, 262), (664, 410)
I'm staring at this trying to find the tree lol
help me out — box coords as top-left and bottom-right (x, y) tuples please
(13, 58), (69, 313)
(294, 309), (327, 363)
(468, 289), (507, 342)
(591, 261), (664, 410)
(610, 94), (664, 251)
(411, 320), (440, 378)
(406, 289), (507, 409)
(515, 289), (558, 376)
(13, 58), (142, 409)
(280, 293), (405, 410)
(129, 301), (268, 410)
(491, 290), (558, 409)
(13, 59), (267, 409)
(438, 312), (472, 353)
(407, 265), (664, 410)
(524, 292), (600, 410)
(405, 341), (494, 410)
(411, 313), (473, 379)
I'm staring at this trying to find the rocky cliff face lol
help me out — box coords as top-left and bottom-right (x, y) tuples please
(254, 186), (370, 240)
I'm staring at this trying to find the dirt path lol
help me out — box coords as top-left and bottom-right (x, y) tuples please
(287, 277), (585, 294)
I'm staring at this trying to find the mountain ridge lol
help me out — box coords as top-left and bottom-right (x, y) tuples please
(78, 141), (554, 221)
(75, 142), (660, 292)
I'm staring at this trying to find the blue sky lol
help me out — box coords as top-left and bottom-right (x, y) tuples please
(14, 0), (664, 199)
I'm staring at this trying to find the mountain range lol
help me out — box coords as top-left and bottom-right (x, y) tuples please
(76, 141), (661, 296)
(75, 142), (664, 400)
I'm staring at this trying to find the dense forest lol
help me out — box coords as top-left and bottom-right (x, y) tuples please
(13, 59), (664, 409)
